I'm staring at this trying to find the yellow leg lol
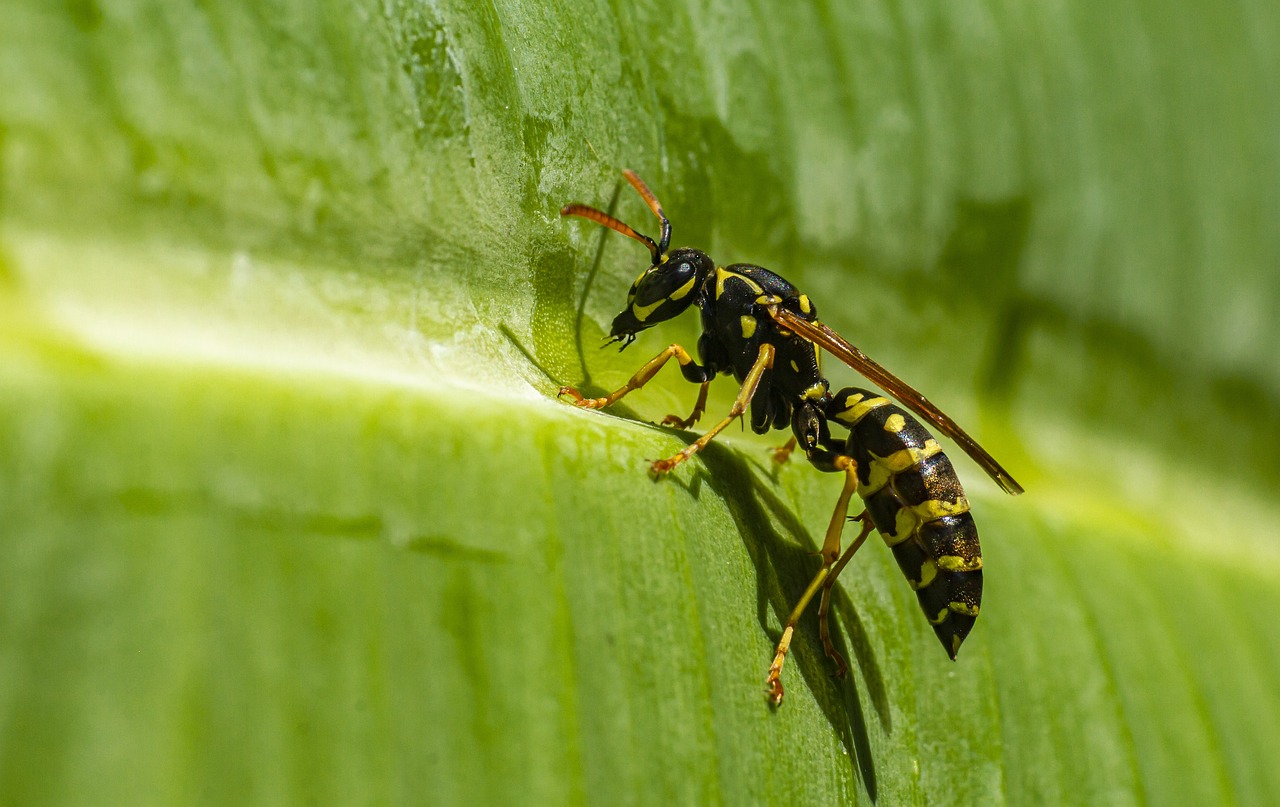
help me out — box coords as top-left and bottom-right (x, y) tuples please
(817, 511), (874, 679)
(769, 436), (798, 465)
(765, 456), (859, 705)
(661, 381), (711, 429)
(559, 343), (698, 410)
(650, 344), (775, 475)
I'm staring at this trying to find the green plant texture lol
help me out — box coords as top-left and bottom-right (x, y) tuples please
(2, 1), (1279, 804)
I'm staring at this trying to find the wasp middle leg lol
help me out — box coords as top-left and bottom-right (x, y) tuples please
(661, 381), (711, 430)
(649, 344), (775, 475)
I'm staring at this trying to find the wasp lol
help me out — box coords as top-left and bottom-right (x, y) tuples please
(558, 170), (1023, 705)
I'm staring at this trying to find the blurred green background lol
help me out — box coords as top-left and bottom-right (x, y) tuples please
(2, 1), (1279, 804)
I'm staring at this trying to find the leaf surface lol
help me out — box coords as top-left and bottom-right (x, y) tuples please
(2, 1), (1279, 804)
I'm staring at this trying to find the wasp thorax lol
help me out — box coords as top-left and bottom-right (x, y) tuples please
(609, 248), (714, 343)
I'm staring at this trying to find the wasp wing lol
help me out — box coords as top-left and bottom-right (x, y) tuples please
(770, 307), (1024, 495)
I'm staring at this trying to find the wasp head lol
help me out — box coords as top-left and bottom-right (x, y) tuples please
(562, 170), (712, 350)
(606, 247), (713, 348)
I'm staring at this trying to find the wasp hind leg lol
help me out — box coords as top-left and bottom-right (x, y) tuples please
(765, 455), (864, 705)
(816, 510), (874, 679)
(650, 344), (775, 475)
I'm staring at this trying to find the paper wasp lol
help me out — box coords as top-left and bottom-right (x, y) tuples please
(558, 170), (1023, 704)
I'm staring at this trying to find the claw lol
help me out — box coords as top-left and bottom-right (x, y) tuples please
(829, 651), (848, 680)
(649, 456), (681, 475)
(558, 386), (608, 409)
(765, 674), (785, 706)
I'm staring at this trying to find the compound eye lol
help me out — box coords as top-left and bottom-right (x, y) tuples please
(634, 260), (697, 307)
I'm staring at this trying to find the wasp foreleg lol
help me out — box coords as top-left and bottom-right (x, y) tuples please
(559, 343), (708, 411)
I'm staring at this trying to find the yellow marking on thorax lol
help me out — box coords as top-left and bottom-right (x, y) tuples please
(884, 413), (906, 433)
(802, 383), (826, 400)
(740, 315), (757, 338)
(798, 294), (811, 314)
(789, 359), (800, 372)
(715, 267), (764, 299)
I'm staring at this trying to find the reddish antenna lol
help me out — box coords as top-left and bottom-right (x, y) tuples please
(621, 170), (671, 256)
(560, 169), (672, 264)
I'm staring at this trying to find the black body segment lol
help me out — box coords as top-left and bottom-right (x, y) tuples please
(558, 170), (1020, 704)
(700, 263), (825, 435)
(834, 388), (983, 658)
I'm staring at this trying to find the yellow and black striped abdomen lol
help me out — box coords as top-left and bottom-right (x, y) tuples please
(831, 388), (983, 659)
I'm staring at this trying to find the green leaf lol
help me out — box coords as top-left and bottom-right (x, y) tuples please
(3, 1), (1279, 804)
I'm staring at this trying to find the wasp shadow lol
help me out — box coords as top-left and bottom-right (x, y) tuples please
(694, 441), (887, 801)
(506, 317), (888, 798)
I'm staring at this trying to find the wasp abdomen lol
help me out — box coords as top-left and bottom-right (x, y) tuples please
(829, 388), (984, 659)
